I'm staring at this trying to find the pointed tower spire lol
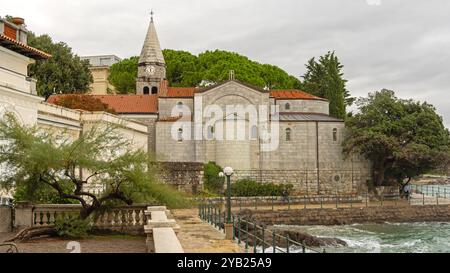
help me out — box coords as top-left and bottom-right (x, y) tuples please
(136, 11), (166, 95)
(139, 11), (165, 65)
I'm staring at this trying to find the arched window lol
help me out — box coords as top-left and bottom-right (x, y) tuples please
(333, 128), (338, 142)
(143, 86), (150, 95)
(177, 102), (183, 109)
(151, 86), (158, 94)
(207, 126), (215, 139)
(286, 128), (292, 142)
(285, 103), (291, 110)
(177, 128), (183, 142)
(251, 126), (258, 139)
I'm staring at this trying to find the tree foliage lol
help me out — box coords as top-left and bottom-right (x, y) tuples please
(107, 56), (139, 94)
(203, 162), (224, 194)
(0, 113), (189, 219)
(51, 94), (116, 114)
(302, 51), (353, 119)
(343, 89), (450, 187)
(108, 49), (301, 94)
(26, 33), (93, 98)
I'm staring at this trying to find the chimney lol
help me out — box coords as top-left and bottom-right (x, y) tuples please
(11, 17), (25, 26)
(159, 79), (169, 97)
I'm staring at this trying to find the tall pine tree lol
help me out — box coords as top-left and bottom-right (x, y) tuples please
(302, 51), (353, 119)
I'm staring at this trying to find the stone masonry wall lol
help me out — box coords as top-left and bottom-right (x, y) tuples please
(234, 169), (369, 195)
(157, 162), (204, 194)
(244, 205), (450, 226)
(0, 207), (11, 233)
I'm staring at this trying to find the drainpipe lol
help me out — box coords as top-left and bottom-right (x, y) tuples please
(316, 122), (320, 195)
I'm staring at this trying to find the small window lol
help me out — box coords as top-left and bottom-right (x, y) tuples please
(177, 102), (183, 108)
(143, 86), (150, 95)
(251, 126), (258, 139)
(207, 126), (215, 139)
(285, 103), (291, 110)
(151, 86), (158, 94)
(333, 128), (338, 142)
(286, 128), (292, 142)
(177, 128), (183, 142)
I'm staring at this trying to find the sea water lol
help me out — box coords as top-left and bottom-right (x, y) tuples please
(278, 222), (450, 253)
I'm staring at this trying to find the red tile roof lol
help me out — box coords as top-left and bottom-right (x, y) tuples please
(47, 94), (158, 114)
(163, 87), (196, 98)
(270, 90), (327, 101)
(0, 34), (51, 60)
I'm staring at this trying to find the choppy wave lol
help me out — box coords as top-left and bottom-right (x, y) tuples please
(280, 222), (450, 253)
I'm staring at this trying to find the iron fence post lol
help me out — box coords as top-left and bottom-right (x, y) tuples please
(245, 221), (249, 252)
(238, 216), (241, 244)
(423, 192), (425, 205)
(262, 227), (265, 254)
(273, 232), (276, 254)
(253, 222), (257, 253)
(288, 197), (291, 210)
(302, 241), (306, 253)
(272, 196), (274, 211)
(320, 196), (323, 209)
(286, 235), (290, 254)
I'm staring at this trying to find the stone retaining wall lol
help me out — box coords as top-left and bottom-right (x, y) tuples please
(157, 162), (204, 194)
(234, 169), (369, 195)
(242, 205), (450, 226)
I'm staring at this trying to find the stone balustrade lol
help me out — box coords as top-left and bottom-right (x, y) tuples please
(144, 206), (183, 253)
(15, 203), (150, 234)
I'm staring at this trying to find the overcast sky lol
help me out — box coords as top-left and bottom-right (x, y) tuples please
(3, 0), (450, 126)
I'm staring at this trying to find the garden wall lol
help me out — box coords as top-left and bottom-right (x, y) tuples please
(0, 206), (11, 233)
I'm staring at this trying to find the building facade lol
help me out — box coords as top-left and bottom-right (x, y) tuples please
(0, 17), (148, 198)
(48, 17), (372, 195)
(80, 55), (121, 95)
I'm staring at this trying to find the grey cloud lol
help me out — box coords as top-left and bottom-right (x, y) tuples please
(3, 0), (450, 126)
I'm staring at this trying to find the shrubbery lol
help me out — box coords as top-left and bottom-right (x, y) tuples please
(203, 162), (224, 193)
(231, 179), (294, 197)
(54, 217), (92, 238)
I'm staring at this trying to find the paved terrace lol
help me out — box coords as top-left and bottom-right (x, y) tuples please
(172, 209), (244, 253)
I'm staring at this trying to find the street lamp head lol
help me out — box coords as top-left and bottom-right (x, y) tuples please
(224, 167), (234, 176)
(218, 172), (225, 178)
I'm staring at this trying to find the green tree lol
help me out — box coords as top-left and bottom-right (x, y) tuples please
(0, 113), (189, 219)
(203, 162), (224, 193)
(302, 51), (353, 119)
(27, 33), (93, 98)
(107, 49), (301, 94)
(343, 89), (450, 188)
(108, 56), (139, 94)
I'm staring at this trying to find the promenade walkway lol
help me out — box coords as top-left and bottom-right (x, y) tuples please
(172, 209), (243, 253)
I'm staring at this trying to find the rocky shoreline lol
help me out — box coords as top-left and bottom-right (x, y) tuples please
(237, 209), (347, 249)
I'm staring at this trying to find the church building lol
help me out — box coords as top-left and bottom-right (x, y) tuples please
(48, 15), (371, 195)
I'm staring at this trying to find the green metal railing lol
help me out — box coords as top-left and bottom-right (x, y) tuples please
(198, 202), (325, 253)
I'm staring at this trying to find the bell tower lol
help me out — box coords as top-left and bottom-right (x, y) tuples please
(136, 11), (166, 95)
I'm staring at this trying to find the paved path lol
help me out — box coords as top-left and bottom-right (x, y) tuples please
(0, 233), (146, 253)
(172, 209), (243, 253)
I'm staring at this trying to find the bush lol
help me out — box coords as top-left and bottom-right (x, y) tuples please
(54, 217), (92, 238)
(203, 162), (224, 193)
(231, 179), (294, 197)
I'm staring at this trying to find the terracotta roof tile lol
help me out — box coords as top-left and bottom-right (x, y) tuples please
(270, 90), (327, 101)
(48, 94), (158, 114)
(0, 34), (51, 60)
(162, 87), (196, 98)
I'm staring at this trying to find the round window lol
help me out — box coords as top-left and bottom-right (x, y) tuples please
(334, 175), (341, 182)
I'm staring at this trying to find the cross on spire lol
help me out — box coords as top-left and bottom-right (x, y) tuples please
(150, 9), (154, 22)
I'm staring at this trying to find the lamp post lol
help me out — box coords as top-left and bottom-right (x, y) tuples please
(223, 167), (234, 223)
(223, 167), (234, 240)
